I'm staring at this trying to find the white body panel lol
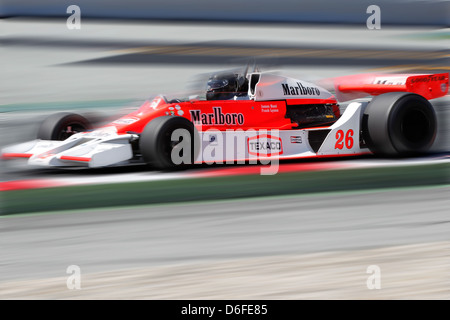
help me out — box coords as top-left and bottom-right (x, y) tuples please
(317, 102), (366, 155)
(252, 73), (334, 101)
(195, 102), (369, 163)
(2, 127), (134, 168)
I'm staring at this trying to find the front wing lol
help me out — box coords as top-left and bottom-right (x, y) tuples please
(2, 129), (134, 168)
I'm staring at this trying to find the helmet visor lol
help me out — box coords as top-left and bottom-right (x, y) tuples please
(207, 79), (229, 90)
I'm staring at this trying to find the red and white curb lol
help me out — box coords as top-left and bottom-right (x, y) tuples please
(1, 156), (449, 191)
(0, 179), (68, 191)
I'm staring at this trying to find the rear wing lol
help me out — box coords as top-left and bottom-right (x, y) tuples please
(329, 73), (449, 101)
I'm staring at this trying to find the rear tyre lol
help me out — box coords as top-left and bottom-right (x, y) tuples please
(37, 112), (92, 141)
(139, 116), (199, 169)
(362, 92), (437, 157)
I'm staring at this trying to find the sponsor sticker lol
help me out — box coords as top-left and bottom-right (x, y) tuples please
(113, 117), (140, 125)
(290, 136), (303, 144)
(166, 105), (184, 116)
(409, 74), (446, 84)
(373, 77), (406, 85)
(261, 104), (279, 113)
(190, 107), (244, 126)
(282, 82), (320, 96)
(248, 134), (283, 156)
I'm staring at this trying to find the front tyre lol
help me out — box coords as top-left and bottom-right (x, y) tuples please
(139, 116), (199, 169)
(37, 112), (92, 141)
(362, 92), (437, 157)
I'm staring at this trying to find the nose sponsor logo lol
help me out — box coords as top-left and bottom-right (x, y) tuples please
(113, 117), (140, 125)
(248, 134), (283, 156)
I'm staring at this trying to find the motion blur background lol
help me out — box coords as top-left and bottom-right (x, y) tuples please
(0, 0), (449, 299)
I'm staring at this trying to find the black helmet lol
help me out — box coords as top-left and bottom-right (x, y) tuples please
(206, 73), (238, 100)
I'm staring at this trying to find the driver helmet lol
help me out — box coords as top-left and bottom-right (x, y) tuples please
(206, 73), (238, 100)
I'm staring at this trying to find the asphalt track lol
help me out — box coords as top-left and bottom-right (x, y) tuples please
(1, 186), (449, 283)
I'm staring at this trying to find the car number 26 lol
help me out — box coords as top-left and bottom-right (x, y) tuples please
(335, 129), (354, 149)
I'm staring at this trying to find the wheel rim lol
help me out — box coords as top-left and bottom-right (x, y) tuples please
(400, 107), (432, 146)
(57, 122), (87, 140)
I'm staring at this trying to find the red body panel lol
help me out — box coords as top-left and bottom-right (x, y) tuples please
(107, 98), (338, 134)
(101, 72), (448, 136)
(334, 72), (449, 101)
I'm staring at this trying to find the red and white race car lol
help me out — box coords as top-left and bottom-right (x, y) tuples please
(2, 68), (448, 169)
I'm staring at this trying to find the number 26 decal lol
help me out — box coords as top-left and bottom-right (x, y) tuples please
(335, 129), (354, 149)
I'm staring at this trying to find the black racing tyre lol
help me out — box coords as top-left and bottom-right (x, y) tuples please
(139, 116), (200, 169)
(362, 92), (437, 157)
(37, 112), (92, 141)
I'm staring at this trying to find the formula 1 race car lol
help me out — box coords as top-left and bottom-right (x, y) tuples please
(2, 67), (448, 169)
